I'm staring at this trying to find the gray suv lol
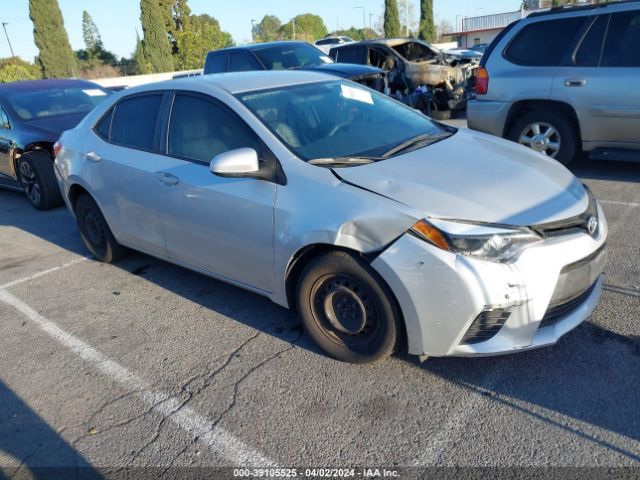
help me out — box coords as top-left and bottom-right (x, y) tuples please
(468, 1), (640, 165)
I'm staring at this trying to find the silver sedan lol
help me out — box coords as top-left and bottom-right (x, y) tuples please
(54, 71), (607, 363)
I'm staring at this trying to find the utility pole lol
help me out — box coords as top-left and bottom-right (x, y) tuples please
(251, 19), (257, 42)
(405, 1), (409, 37)
(369, 13), (374, 36)
(292, 18), (296, 40)
(2, 22), (18, 66)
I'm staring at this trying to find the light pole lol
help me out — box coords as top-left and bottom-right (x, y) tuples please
(292, 18), (296, 40)
(405, 1), (409, 37)
(2, 23), (17, 66)
(369, 13), (374, 36)
(353, 7), (366, 39)
(251, 19), (257, 42)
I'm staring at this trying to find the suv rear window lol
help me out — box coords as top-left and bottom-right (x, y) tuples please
(505, 17), (587, 66)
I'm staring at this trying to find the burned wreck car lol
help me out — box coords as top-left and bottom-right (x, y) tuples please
(330, 38), (477, 120)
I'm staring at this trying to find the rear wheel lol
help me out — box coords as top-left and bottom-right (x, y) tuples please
(296, 251), (403, 364)
(16, 150), (63, 210)
(507, 110), (578, 165)
(74, 194), (127, 263)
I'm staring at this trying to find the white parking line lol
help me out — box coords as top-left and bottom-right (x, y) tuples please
(0, 256), (90, 290)
(600, 200), (640, 208)
(0, 289), (276, 467)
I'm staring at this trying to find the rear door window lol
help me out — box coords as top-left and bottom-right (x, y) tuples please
(505, 17), (587, 66)
(229, 52), (261, 72)
(110, 94), (163, 151)
(573, 15), (608, 67)
(334, 46), (364, 64)
(601, 11), (640, 67)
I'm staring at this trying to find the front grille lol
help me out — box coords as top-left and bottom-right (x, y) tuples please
(539, 282), (597, 329)
(461, 308), (512, 345)
(532, 186), (599, 239)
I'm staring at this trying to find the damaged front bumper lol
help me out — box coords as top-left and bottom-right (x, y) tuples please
(370, 206), (608, 358)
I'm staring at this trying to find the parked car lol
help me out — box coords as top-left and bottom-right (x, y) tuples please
(204, 41), (386, 93)
(55, 72), (607, 363)
(444, 48), (483, 64)
(468, 1), (640, 165)
(0, 79), (111, 209)
(469, 43), (488, 54)
(315, 36), (356, 54)
(329, 38), (477, 120)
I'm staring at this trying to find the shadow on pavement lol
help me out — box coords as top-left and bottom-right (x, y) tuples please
(571, 158), (640, 183)
(0, 380), (102, 480)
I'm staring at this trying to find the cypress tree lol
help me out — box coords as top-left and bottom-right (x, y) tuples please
(384, 0), (401, 38)
(82, 11), (103, 56)
(29, 0), (77, 78)
(134, 31), (150, 74)
(140, 0), (174, 73)
(419, 0), (437, 42)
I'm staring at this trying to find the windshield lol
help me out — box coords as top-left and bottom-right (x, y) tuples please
(392, 41), (440, 62)
(253, 44), (333, 70)
(237, 80), (448, 161)
(7, 87), (110, 121)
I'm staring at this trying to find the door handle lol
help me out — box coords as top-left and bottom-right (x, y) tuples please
(155, 171), (179, 186)
(85, 151), (102, 162)
(565, 79), (587, 87)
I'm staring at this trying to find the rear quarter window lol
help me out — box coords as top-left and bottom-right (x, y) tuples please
(504, 17), (587, 67)
(333, 47), (364, 64)
(205, 52), (228, 74)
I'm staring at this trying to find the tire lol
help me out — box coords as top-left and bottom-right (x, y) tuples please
(427, 100), (452, 121)
(507, 109), (578, 166)
(74, 194), (127, 263)
(16, 150), (63, 210)
(296, 251), (403, 364)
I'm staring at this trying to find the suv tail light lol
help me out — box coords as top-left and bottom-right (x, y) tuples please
(476, 67), (489, 95)
(53, 141), (62, 158)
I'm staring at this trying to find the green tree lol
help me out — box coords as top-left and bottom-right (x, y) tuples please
(254, 15), (282, 42)
(331, 27), (381, 42)
(0, 57), (42, 83)
(280, 14), (328, 42)
(29, 0), (77, 78)
(384, 0), (401, 38)
(418, 0), (437, 42)
(140, 0), (174, 72)
(175, 14), (234, 70)
(82, 11), (103, 56)
(133, 31), (151, 74)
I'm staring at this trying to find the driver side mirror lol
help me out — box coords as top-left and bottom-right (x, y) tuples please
(210, 148), (259, 178)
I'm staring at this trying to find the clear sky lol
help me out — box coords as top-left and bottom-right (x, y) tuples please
(1, 0), (521, 62)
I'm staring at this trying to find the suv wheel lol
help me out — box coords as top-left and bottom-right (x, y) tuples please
(296, 251), (403, 364)
(16, 151), (64, 210)
(507, 110), (578, 165)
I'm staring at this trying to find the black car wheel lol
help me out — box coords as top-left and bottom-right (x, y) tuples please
(16, 150), (63, 210)
(296, 251), (403, 363)
(74, 194), (127, 263)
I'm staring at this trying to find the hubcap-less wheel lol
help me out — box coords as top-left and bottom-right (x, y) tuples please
(19, 161), (41, 206)
(81, 207), (107, 256)
(518, 122), (561, 157)
(311, 274), (380, 348)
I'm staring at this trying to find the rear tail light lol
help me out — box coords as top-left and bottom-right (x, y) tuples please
(476, 67), (489, 95)
(53, 141), (63, 158)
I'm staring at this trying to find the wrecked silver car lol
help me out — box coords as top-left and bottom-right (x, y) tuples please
(330, 38), (477, 120)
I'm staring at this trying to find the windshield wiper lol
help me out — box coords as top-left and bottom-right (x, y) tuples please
(381, 132), (451, 158)
(308, 156), (377, 167)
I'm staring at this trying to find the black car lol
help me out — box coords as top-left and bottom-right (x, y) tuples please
(0, 79), (111, 209)
(204, 41), (387, 93)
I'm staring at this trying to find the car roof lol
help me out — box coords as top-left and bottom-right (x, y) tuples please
(527, 0), (640, 18)
(210, 41), (314, 54)
(122, 70), (337, 96)
(0, 78), (103, 94)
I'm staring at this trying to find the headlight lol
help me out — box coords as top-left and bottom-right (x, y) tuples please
(410, 218), (542, 263)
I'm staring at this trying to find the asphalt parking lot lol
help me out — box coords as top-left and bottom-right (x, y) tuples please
(1, 125), (639, 477)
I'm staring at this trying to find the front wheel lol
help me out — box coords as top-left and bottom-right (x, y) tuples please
(16, 150), (63, 210)
(507, 110), (578, 165)
(296, 251), (403, 363)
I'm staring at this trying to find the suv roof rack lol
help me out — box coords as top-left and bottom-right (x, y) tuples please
(527, 0), (640, 18)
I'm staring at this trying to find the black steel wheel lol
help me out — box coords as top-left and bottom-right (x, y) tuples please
(74, 194), (127, 263)
(297, 251), (403, 363)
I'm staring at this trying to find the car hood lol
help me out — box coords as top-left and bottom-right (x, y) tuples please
(21, 112), (89, 140)
(301, 63), (384, 79)
(333, 129), (589, 227)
